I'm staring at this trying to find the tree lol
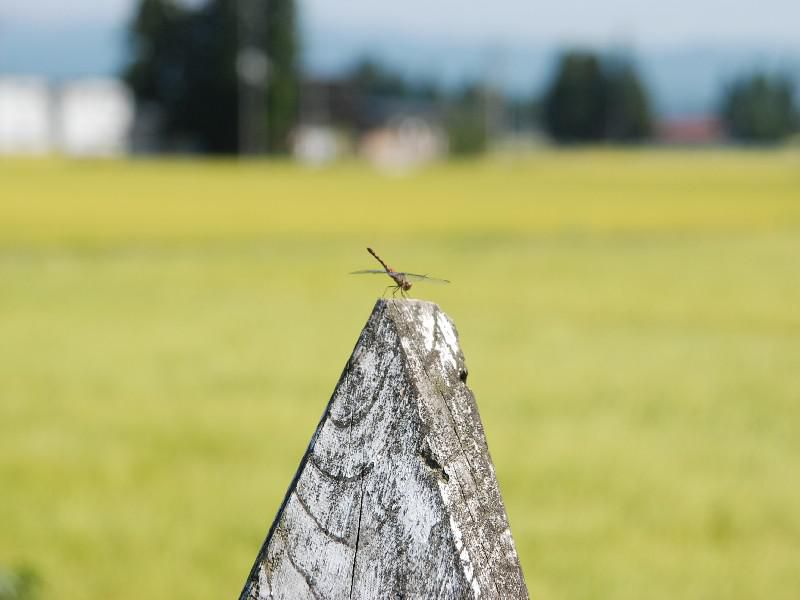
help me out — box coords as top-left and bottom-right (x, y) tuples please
(183, 0), (240, 153)
(446, 84), (488, 156)
(541, 50), (653, 143)
(124, 0), (187, 105)
(542, 51), (607, 142)
(604, 61), (652, 141)
(124, 0), (299, 154)
(721, 73), (798, 143)
(264, 0), (299, 152)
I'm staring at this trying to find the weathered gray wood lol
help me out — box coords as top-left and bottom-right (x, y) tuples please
(239, 299), (529, 600)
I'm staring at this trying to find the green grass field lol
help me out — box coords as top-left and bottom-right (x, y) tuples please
(1, 151), (799, 599)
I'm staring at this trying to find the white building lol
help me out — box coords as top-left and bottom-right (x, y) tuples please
(0, 77), (52, 155)
(57, 79), (134, 156)
(0, 76), (133, 156)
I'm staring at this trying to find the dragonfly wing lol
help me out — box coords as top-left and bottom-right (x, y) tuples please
(399, 272), (450, 284)
(350, 269), (391, 275)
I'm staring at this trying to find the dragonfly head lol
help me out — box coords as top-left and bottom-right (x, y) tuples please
(402, 280), (412, 291)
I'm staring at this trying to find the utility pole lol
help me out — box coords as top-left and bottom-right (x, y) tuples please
(237, 0), (269, 155)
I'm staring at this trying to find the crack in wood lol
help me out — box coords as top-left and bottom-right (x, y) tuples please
(349, 475), (367, 599)
(307, 454), (370, 483)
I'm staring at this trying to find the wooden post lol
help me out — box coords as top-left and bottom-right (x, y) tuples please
(239, 299), (529, 599)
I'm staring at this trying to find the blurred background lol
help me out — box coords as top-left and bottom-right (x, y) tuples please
(1, 1), (799, 599)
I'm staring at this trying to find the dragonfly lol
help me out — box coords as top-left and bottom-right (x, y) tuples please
(350, 247), (450, 298)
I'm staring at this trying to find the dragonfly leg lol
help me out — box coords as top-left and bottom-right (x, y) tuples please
(382, 285), (392, 298)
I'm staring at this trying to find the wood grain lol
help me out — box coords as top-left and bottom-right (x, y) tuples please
(239, 299), (529, 599)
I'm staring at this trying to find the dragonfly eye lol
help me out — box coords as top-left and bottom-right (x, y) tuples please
(403, 282), (412, 290)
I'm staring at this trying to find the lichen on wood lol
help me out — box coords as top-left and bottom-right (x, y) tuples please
(239, 299), (529, 600)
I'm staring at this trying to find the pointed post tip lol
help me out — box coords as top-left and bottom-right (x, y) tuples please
(374, 297), (442, 310)
(239, 294), (529, 600)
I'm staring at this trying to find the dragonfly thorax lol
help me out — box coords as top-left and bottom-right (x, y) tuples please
(391, 272), (413, 291)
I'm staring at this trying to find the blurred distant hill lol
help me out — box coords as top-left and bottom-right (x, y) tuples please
(305, 27), (800, 118)
(1, 21), (798, 117)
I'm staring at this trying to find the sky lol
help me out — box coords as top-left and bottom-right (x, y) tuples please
(2, 0), (798, 117)
(2, 0), (800, 48)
